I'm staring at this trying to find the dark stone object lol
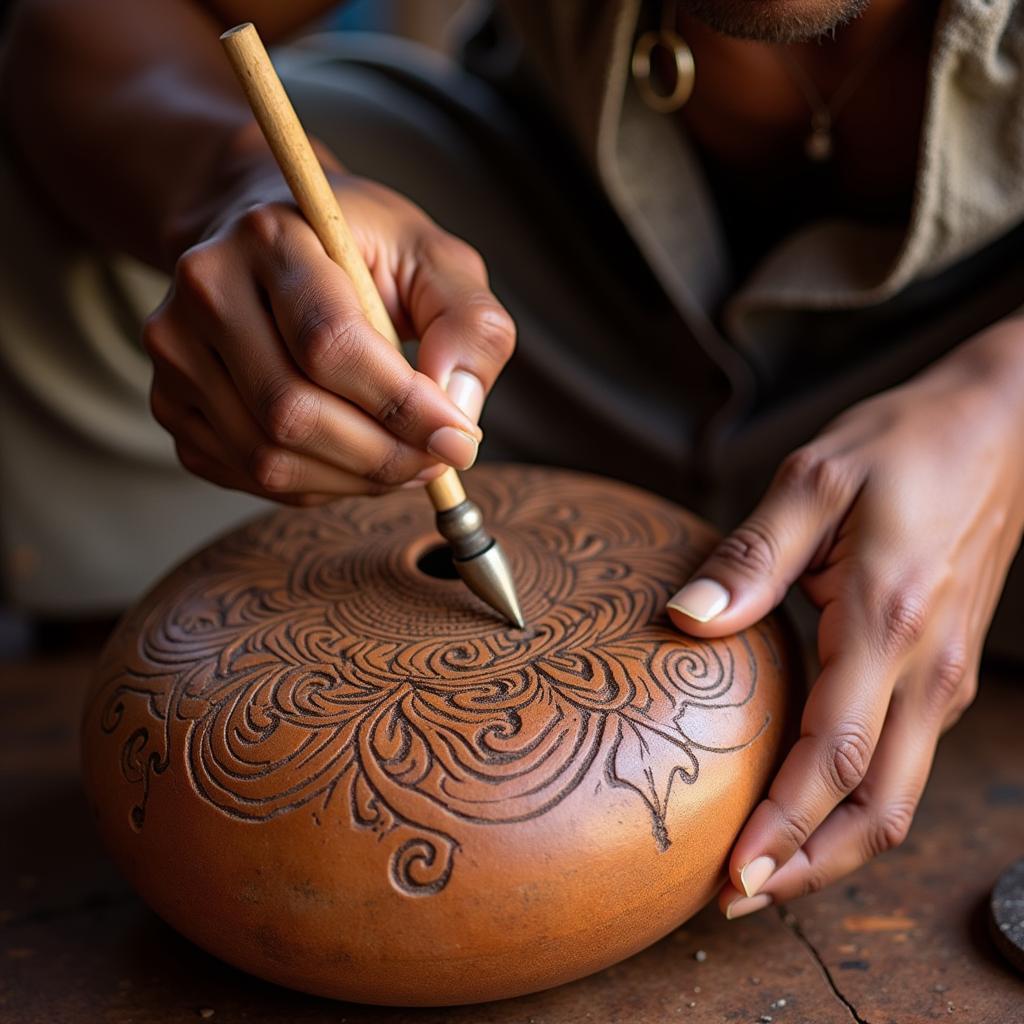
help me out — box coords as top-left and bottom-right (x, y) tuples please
(990, 856), (1024, 974)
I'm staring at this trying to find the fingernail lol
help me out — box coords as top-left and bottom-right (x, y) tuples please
(446, 369), (485, 424)
(725, 892), (772, 920)
(739, 855), (776, 898)
(667, 579), (730, 622)
(427, 426), (478, 470)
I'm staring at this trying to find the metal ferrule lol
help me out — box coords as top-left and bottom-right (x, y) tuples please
(435, 500), (525, 629)
(435, 500), (491, 562)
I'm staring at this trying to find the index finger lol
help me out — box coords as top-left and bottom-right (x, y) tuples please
(245, 208), (483, 460)
(410, 234), (517, 420)
(727, 604), (901, 900)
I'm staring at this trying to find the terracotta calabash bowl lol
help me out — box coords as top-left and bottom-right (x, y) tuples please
(82, 465), (798, 1005)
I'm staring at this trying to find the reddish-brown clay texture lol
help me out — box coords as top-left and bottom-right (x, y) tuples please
(81, 465), (797, 1006)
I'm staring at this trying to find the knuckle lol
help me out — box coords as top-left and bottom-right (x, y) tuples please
(465, 299), (517, 365)
(249, 445), (296, 493)
(175, 247), (221, 314)
(148, 387), (177, 432)
(238, 205), (284, 249)
(775, 446), (819, 488)
(956, 675), (979, 715)
(714, 518), (781, 579)
(944, 672), (978, 724)
(174, 439), (209, 477)
(365, 438), (409, 487)
(770, 798), (815, 850)
(428, 233), (487, 277)
(801, 865), (830, 897)
(776, 447), (850, 505)
(928, 643), (970, 712)
(262, 383), (321, 448)
(376, 374), (419, 436)
(141, 317), (174, 366)
(297, 315), (363, 377)
(877, 585), (930, 654)
(869, 799), (915, 856)
(824, 724), (873, 794)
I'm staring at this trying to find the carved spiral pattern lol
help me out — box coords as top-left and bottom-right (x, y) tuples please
(91, 467), (775, 896)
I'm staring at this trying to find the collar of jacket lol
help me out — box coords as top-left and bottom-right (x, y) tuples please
(498, 0), (1024, 343)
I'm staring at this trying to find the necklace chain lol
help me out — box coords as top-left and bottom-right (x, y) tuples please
(774, 9), (915, 162)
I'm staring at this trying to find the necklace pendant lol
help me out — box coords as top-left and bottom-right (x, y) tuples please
(805, 125), (832, 162)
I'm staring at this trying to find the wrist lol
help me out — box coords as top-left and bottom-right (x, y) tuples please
(954, 319), (1024, 531)
(928, 318), (1024, 427)
(157, 119), (344, 265)
(961, 319), (1024, 419)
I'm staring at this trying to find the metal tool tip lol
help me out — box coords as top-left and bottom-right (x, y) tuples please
(434, 498), (524, 628)
(454, 540), (525, 629)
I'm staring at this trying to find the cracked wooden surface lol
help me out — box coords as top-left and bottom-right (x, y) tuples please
(1, 649), (1022, 1023)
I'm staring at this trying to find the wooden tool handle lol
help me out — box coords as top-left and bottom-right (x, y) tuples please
(220, 22), (466, 511)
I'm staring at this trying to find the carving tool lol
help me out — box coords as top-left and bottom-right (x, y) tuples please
(220, 21), (524, 629)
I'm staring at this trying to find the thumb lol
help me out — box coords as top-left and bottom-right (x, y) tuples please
(410, 235), (516, 426)
(667, 451), (851, 637)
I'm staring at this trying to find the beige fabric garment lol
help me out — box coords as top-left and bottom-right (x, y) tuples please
(500, 0), (1024, 343)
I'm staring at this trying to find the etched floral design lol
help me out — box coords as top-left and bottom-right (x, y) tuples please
(91, 469), (774, 896)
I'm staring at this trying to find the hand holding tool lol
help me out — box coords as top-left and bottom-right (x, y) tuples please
(220, 22), (523, 628)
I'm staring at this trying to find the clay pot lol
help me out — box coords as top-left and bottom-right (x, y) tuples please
(81, 465), (797, 1005)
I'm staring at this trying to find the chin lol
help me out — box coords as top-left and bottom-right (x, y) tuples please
(680, 0), (871, 43)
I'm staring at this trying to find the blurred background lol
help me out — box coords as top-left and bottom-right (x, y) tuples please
(329, 0), (480, 53)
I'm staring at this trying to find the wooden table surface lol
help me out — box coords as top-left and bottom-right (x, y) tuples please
(2, 648), (1022, 1024)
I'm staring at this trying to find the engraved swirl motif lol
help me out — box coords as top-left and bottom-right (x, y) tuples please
(91, 467), (775, 896)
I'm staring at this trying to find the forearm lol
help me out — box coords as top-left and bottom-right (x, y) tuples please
(0, 0), (332, 269)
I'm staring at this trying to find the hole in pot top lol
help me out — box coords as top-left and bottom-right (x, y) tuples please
(416, 543), (460, 580)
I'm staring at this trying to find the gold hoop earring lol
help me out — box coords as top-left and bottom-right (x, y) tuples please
(631, 2), (695, 113)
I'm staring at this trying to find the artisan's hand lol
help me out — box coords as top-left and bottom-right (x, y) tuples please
(144, 170), (514, 503)
(666, 324), (1024, 917)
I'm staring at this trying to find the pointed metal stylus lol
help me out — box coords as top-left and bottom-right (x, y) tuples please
(221, 22), (525, 628)
(436, 498), (524, 629)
